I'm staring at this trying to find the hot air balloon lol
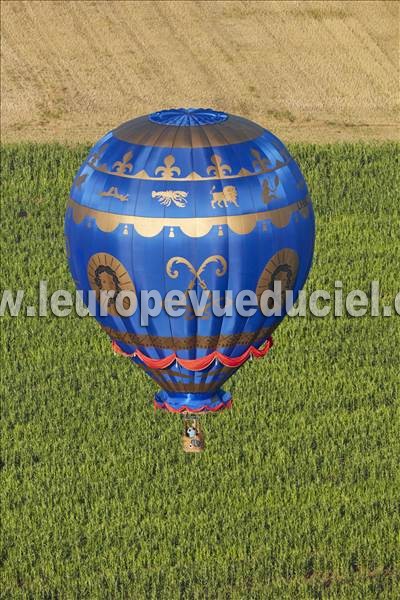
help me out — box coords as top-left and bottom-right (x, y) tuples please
(65, 108), (315, 451)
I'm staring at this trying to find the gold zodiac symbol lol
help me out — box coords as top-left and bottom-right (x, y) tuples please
(100, 186), (129, 202)
(262, 175), (280, 204)
(166, 255), (227, 319)
(152, 190), (188, 207)
(210, 185), (239, 208)
(112, 150), (134, 174)
(206, 154), (232, 177)
(251, 149), (270, 171)
(155, 155), (181, 178)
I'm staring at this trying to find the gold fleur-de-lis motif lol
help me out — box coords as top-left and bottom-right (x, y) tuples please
(251, 149), (270, 172)
(206, 154), (232, 177)
(88, 143), (108, 166)
(278, 144), (291, 162)
(112, 150), (134, 174)
(269, 140), (291, 165)
(155, 155), (181, 178)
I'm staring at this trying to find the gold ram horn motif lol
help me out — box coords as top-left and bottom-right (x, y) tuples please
(166, 255), (227, 319)
(166, 257), (197, 284)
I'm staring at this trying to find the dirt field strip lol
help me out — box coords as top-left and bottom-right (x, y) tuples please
(1, 0), (399, 143)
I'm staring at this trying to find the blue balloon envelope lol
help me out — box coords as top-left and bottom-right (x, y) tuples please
(65, 108), (315, 414)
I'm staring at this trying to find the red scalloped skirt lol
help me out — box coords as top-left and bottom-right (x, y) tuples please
(111, 337), (273, 371)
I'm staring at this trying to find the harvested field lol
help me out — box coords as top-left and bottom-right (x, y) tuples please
(1, 0), (399, 143)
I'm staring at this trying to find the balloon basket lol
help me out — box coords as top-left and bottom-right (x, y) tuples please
(182, 414), (205, 453)
(153, 389), (232, 453)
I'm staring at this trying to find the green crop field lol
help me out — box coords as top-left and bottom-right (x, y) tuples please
(1, 143), (399, 598)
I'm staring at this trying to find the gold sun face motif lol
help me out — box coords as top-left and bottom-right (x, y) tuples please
(256, 249), (299, 311)
(87, 253), (135, 316)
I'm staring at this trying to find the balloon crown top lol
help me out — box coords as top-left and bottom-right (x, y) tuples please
(148, 108), (229, 127)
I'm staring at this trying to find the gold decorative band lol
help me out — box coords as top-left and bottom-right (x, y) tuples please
(68, 196), (310, 237)
(86, 139), (291, 182)
(102, 325), (274, 350)
(112, 115), (264, 148)
(87, 155), (290, 182)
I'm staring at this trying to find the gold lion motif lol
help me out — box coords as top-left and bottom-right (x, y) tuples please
(210, 185), (239, 209)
